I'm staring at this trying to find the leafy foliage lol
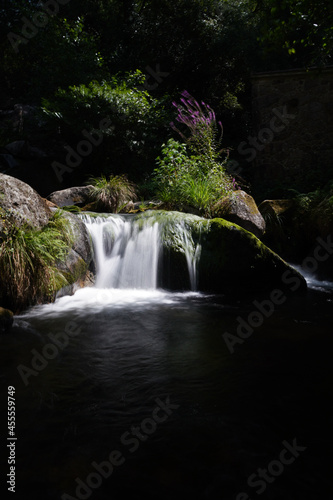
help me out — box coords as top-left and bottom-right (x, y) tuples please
(153, 137), (233, 216)
(41, 74), (168, 178)
(0, 210), (73, 312)
(252, 0), (333, 67)
(152, 92), (234, 216)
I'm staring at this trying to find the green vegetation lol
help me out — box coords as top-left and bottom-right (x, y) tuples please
(41, 75), (166, 178)
(152, 92), (234, 216)
(1, 0), (331, 186)
(153, 139), (233, 216)
(0, 210), (73, 312)
(88, 174), (137, 213)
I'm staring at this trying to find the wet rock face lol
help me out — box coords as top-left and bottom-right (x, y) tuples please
(213, 190), (266, 239)
(0, 173), (51, 232)
(56, 211), (94, 282)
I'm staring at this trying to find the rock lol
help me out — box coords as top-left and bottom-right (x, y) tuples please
(213, 190), (266, 238)
(196, 217), (306, 294)
(258, 199), (294, 218)
(43, 198), (58, 209)
(121, 200), (163, 213)
(0, 154), (19, 172)
(258, 199), (296, 259)
(54, 212), (94, 297)
(48, 186), (93, 208)
(141, 211), (306, 294)
(4, 140), (30, 159)
(0, 307), (14, 333)
(0, 173), (51, 232)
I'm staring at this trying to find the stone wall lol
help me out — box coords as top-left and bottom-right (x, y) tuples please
(250, 67), (333, 194)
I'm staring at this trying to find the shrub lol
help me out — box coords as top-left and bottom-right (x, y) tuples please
(88, 174), (137, 213)
(41, 73), (167, 177)
(152, 92), (234, 216)
(0, 210), (73, 312)
(153, 138), (233, 216)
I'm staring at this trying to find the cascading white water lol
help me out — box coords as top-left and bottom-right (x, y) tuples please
(174, 220), (201, 291)
(83, 214), (160, 289)
(81, 212), (202, 291)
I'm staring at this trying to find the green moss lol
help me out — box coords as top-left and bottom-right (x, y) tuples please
(59, 255), (88, 287)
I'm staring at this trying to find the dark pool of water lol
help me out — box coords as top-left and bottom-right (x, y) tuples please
(1, 286), (333, 500)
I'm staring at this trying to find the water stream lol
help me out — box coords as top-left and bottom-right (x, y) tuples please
(81, 212), (202, 291)
(1, 212), (332, 500)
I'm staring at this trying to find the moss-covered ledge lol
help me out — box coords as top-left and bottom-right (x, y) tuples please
(196, 218), (306, 294)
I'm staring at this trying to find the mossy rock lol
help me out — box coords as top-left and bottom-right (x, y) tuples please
(141, 211), (306, 294)
(196, 218), (306, 294)
(55, 212), (94, 296)
(212, 190), (266, 239)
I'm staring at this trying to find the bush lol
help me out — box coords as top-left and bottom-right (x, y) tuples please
(0, 210), (73, 312)
(88, 174), (137, 213)
(153, 138), (234, 215)
(152, 92), (234, 216)
(41, 73), (168, 177)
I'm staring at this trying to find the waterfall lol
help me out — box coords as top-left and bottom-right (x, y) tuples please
(172, 220), (202, 291)
(81, 211), (202, 291)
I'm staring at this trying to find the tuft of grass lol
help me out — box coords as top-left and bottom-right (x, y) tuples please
(181, 176), (213, 213)
(88, 174), (137, 213)
(0, 210), (73, 312)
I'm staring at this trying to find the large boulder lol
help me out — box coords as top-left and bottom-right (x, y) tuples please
(0, 175), (94, 310)
(196, 218), (306, 294)
(259, 199), (294, 218)
(0, 173), (51, 233)
(48, 186), (93, 208)
(258, 199), (295, 259)
(140, 211), (306, 294)
(259, 197), (333, 280)
(213, 190), (266, 239)
(54, 211), (94, 297)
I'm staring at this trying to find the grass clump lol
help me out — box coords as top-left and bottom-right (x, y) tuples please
(88, 174), (137, 213)
(0, 210), (73, 312)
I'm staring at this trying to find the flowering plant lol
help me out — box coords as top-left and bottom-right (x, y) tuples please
(153, 91), (234, 216)
(170, 90), (228, 164)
